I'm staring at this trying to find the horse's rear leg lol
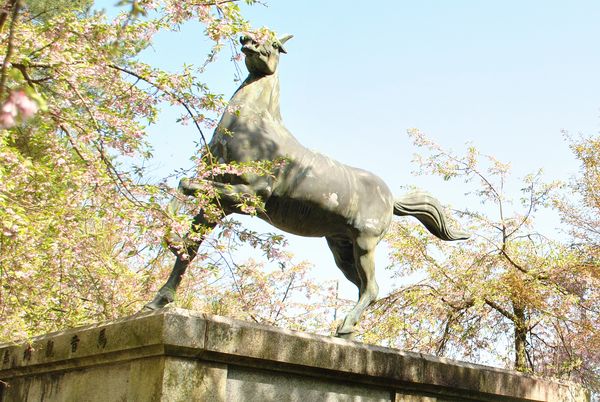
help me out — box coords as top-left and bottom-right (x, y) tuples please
(336, 236), (379, 338)
(326, 237), (360, 288)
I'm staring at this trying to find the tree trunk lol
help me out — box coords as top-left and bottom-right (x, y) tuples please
(513, 304), (528, 372)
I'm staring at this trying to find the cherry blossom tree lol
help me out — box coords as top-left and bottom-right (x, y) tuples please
(0, 0), (336, 341)
(553, 132), (600, 390)
(360, 130), (599, 390)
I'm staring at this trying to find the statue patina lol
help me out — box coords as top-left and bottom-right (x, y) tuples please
(144, 34), (470, 338)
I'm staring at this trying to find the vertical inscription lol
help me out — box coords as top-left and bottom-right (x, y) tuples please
(70, 335), (80, 353)
(23, 345), (33, 362)
(97, 328), (107, 349)
(45, 340), (55, 358)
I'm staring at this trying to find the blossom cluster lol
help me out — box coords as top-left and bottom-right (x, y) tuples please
(0, 90), (38, 128)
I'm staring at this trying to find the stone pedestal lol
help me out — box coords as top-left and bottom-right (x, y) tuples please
(0, 308), (589, 401)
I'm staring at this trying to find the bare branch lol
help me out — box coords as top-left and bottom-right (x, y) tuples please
(484, 298), (516, 322)
(107, 64), (215, 166)
(273, 272), (295, 323)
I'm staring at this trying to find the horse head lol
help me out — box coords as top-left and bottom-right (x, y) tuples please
(240, 34), (293, 76)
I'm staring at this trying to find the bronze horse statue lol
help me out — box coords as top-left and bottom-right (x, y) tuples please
(144, 34), (469, 337)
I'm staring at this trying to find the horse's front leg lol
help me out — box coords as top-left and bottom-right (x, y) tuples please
(180, 177), (273, 203)
(144, 212), (215, 311)
(143, 177), (271, 312)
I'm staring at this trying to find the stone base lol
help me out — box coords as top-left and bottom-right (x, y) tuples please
(0, 308), (589, 401)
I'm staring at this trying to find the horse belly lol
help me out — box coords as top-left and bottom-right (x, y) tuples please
(262, 196), (350, 237)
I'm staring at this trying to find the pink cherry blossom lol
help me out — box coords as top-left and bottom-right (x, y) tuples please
(0, 110), (16, 128)
(12, 90), (38, 118)
(1, 97), (17, 115)
(0, 90), (39, 128)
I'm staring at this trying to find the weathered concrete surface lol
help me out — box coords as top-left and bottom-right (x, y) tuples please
(0, 308), (589, 402)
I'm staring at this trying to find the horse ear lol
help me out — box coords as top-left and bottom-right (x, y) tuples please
(279, 34), (293, 44)
(278, 34), (294, 54)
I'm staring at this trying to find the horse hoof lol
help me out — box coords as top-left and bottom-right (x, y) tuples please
(164, 233), (185, 255)
(179, 178), (200, 195)
(335, 323), (356, 339)
(179, 177), (191, 189)
(141, 304), (159, 312)
(335, 331), (356, 340)
(141, 293), (173, 313)
(335, 319), (356, 339)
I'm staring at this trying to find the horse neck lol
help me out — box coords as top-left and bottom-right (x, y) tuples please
(230, 73), (282, 121)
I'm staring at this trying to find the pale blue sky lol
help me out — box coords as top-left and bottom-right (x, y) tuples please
(99, 1), (600, 298)
(145, 1), (600, 178)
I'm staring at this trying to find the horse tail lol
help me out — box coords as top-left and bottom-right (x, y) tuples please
(393, 191), (470, 241)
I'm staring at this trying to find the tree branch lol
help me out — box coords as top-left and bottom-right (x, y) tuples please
(272, 272), (295, 323)
(485, 298), (516, 322)
(107, 63), (215, 165)
(0, 0), (19, 100)
(0, 0), (17, 32)
(11, 62), (51, 85)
